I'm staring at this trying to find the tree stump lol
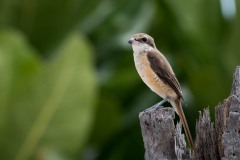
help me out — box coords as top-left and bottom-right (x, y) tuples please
(139, 66), (240, 160)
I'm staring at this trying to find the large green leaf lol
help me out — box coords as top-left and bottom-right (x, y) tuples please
(0, 29), (97, 160)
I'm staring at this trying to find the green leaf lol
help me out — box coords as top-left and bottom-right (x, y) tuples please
(0, 30), (97, 160)
(0, 29), (42, 159)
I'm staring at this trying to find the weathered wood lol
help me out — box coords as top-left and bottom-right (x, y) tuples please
(139, 66), (240, 160)
(194, 108), (219, 160)
(139, 107), (177, 160)
(195, 66), (240, 159)
(215, 98), (231, 158)
(175, 122), (191, 159)
(221, 66), (240, 159)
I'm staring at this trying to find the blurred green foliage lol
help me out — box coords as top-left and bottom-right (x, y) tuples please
(0, 0), (240, 159)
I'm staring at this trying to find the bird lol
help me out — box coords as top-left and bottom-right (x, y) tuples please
(128, 33), (194, 149)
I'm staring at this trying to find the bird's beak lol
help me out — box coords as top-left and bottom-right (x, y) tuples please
(128, 38), (134, 44)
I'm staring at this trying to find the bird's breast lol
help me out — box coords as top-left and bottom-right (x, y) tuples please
(133, 52), (177, 100)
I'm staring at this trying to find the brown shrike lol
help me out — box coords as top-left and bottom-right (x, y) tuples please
(128, 33), (194, 149)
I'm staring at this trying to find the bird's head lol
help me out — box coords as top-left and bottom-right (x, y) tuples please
(128, 33), (156, 53)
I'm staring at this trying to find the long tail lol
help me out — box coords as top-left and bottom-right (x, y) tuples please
(170, 99), (194, 149)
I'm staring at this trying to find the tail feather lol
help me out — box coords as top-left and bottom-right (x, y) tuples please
(170, 99), (194, 149)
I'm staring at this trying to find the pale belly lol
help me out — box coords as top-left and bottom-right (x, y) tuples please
(134, 53), (177, 100)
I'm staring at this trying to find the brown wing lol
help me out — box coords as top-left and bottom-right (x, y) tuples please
(147, 51), (184, 100)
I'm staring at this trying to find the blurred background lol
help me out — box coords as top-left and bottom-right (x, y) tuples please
(0, 0), (239, 159)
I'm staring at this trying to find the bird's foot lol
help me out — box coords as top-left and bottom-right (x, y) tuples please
(148, 99), (167, 110)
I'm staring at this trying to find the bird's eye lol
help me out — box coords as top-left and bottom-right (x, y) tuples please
(142, 37), (148, 42)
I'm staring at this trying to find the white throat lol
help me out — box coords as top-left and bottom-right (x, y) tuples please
(132, 44), (153, 54)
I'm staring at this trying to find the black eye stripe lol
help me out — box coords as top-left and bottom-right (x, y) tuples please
(136, 37), (148, 43)
(142, 37), (147, 42)
(136, 37), (154, 48)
